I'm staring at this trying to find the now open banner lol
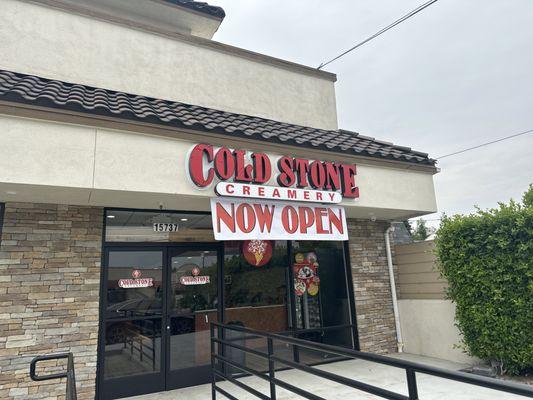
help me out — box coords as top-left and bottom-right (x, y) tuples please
(210, 197), (348, 241)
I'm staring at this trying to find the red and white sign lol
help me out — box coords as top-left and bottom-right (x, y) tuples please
(294, 279), (306, 296)
(180, 275), (210, 285)
(215, 182), (342, 204)
(188, 144), (359, 199)
(118, 278), (154, 289)
(118, 269), (154, 289)
(210, 197), (348, 241)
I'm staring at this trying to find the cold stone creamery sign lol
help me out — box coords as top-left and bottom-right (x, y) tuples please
(118, 270), (154, 289)
(187, 144), (359, 240)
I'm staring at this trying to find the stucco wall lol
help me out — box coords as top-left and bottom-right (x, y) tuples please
(0, 115), (437, 220)
(0, 0), (338, 130)
(399, 299), (476, 364)
(395, 241), (477, 365)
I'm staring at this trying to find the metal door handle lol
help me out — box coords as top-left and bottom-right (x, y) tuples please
(205, 314), (209, 324)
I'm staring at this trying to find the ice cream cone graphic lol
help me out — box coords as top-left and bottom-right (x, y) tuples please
(248, 240), (267, 266)
(254, 251), (264, 265)
(245, 240), (271, 267)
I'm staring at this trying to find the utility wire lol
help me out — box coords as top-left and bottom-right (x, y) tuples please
(435, 129), (533, 160)
(317, 0), (439, 70)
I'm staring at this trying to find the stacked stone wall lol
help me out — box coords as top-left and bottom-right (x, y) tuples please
(0, 203), (102, 399)
(347, 219), (399, 354)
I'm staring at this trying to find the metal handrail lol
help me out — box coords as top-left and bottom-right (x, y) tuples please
(280, 323), (355, 335)
(222, 323), (354, 344)
(210, 322), (533, 400)
(123, 326), (156, 368)
(30, 352), (77, 400)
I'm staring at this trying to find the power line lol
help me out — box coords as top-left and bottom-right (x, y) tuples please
(435, 129), (533, 160)
(317, 0), (439, 70)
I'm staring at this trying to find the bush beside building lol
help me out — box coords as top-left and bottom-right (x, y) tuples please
(435, 186), (533, 375)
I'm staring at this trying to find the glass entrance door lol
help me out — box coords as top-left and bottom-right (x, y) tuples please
(165, 246), (220, 390)
(101, 248), (165, 399)
(99, 244), (221, 399)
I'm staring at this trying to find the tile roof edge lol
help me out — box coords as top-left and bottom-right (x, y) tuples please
(0, 96), (438, 172)
(0, 68), (333, 132)
(0, 69), (436, 168)
(162, 0), (226, 19)
(339, 130), (431, 159)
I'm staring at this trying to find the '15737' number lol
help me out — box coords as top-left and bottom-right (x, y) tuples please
(153, 223), (179, 232)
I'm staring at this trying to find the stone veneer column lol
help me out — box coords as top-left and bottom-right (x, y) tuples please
(0, 203), (103, 400)
(347, 219), (399, 354)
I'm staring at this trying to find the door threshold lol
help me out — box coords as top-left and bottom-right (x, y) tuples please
(121, 381), (213, 399)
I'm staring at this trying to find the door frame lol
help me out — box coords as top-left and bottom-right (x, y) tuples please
(97, 244), (167, 400)
(96, 241), (224, 400)
(164, 242), (224, 391)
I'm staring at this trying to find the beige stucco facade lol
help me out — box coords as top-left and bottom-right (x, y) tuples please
(0, 0), (338, 131)
(0, 114), (437, 220)
(399, 299), (478, 364)
(0, 0), (437, 220)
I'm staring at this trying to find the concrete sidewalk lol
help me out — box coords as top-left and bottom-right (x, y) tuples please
(126, 353), (527, 399)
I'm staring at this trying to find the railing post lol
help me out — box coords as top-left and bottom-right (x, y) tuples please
(219, 324), (226, 376)
(66, 353), (77, 400)
(406, 368), (418, 400)
(30, 353), (77, 400)
(152, 329), (156, 370)
(210, 323), (216, 400)
(267, 337), (277, 400)
(292, 331), (300, 364)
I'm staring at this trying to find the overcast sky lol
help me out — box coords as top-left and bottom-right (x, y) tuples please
(213, 0), (533, 226)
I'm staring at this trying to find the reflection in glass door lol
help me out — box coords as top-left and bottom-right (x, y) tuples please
(166, 247), (220, 390)
(101, 249), (165, 399)
(99, 245), (221, 399)
(222, 241), (290, 373)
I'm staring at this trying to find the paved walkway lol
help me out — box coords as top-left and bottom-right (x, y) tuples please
(126, 353), (527, 399)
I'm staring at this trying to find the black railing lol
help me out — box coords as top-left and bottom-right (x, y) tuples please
(124, 325), (156, 370)
(30, 352), (77, 400)
(210, 322), (533, 400)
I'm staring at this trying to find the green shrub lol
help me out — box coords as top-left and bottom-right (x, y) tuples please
(435, 185), (533, 375)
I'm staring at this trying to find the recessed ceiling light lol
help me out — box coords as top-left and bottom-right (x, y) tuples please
(180, 218), (188, 221)
(107, 215), (115, 219)
(6, 190), (17, 195)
